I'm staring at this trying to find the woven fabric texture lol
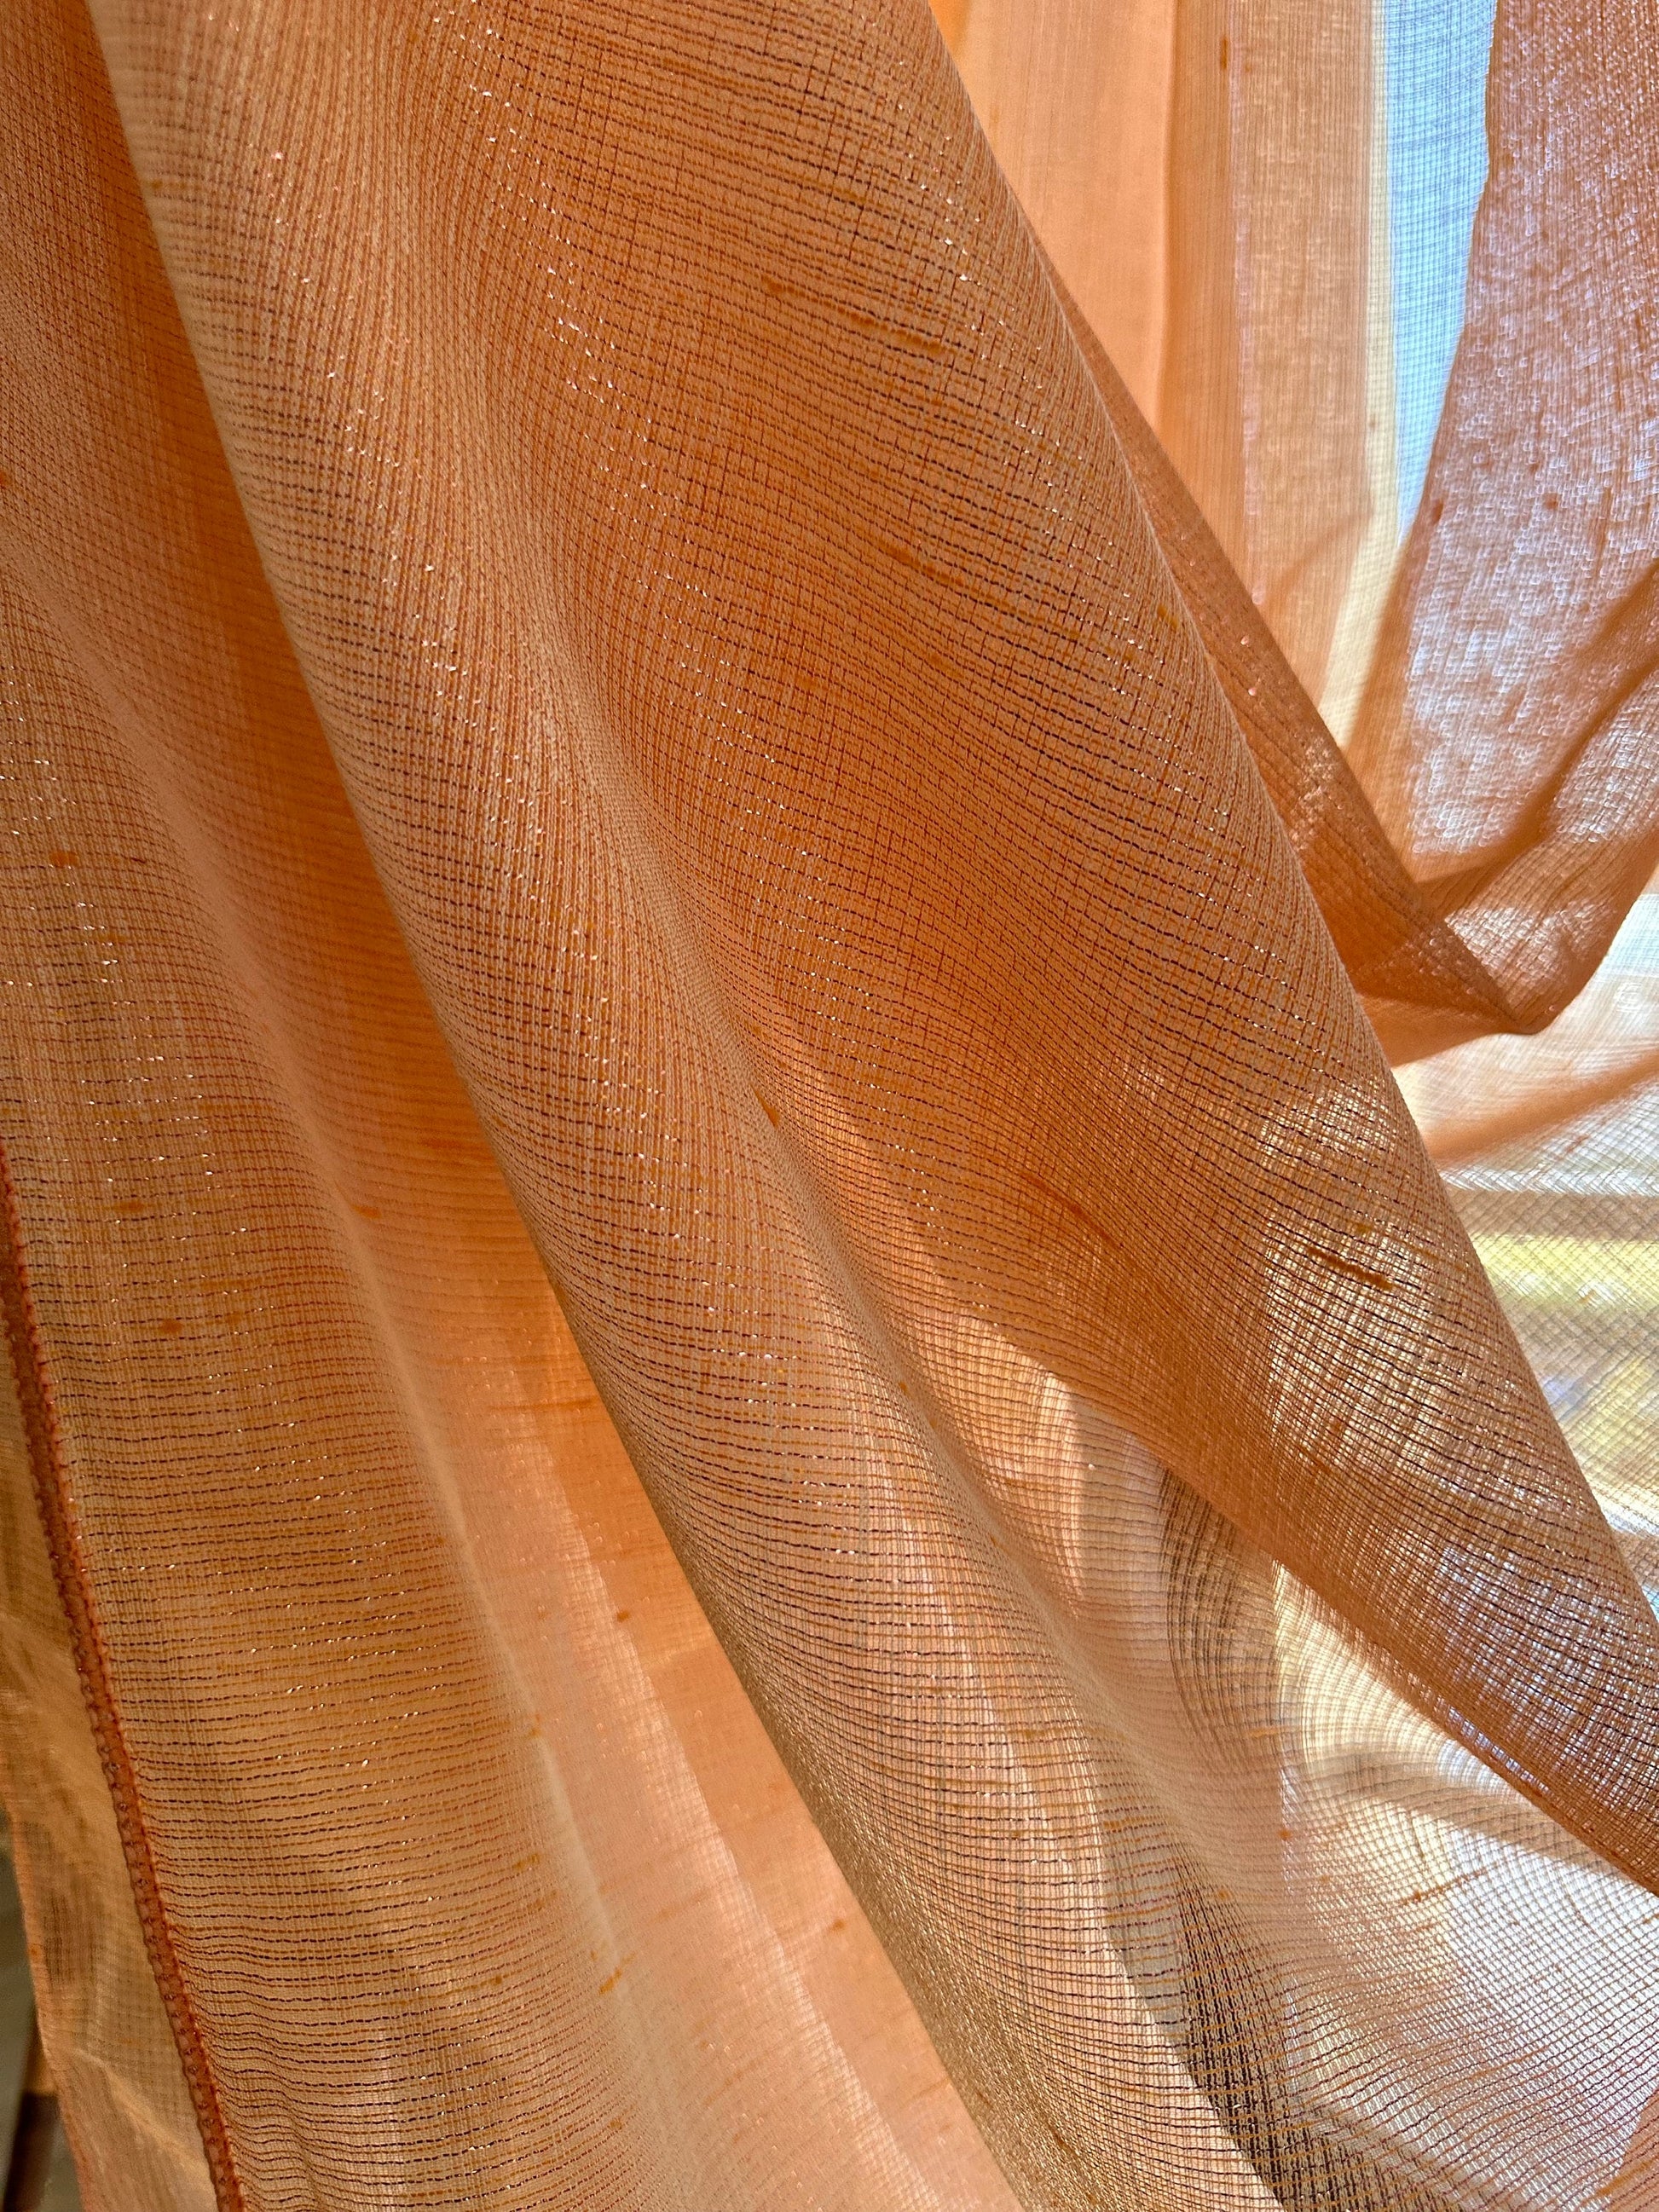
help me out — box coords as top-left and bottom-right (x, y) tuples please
(1, 0), (1656, 2206)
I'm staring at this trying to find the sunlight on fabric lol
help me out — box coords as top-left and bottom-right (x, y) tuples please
(1386, 0), (1498, 533)
(7, 3), (1659, 2204)
(1403, 894), (1659, 1182)
(1427, 894), (1659, 1626)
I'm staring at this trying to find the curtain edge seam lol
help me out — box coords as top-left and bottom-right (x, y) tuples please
(0, 1133), (245, 2212)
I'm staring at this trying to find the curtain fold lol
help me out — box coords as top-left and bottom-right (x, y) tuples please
(2, 0), (1656, 2206)
(954, 0), (1659, 1054)
(1039, 257), (1516, 1059)
(2, 12), (1019, 2205)
(1350, 0), (1659, 1037)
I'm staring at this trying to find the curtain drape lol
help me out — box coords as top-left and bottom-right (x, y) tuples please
(2, 0), (1656, 2205)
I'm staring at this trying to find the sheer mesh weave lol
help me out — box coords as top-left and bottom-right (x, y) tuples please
(1, 0), (1656, 2206)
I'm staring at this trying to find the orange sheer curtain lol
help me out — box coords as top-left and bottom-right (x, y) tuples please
(2, 1), (1656, 2207)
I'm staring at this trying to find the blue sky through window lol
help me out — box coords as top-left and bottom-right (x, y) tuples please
(1385, 0), (1499, 534)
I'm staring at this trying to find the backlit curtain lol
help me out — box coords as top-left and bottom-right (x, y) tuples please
(1, 0), (1656, 2205)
